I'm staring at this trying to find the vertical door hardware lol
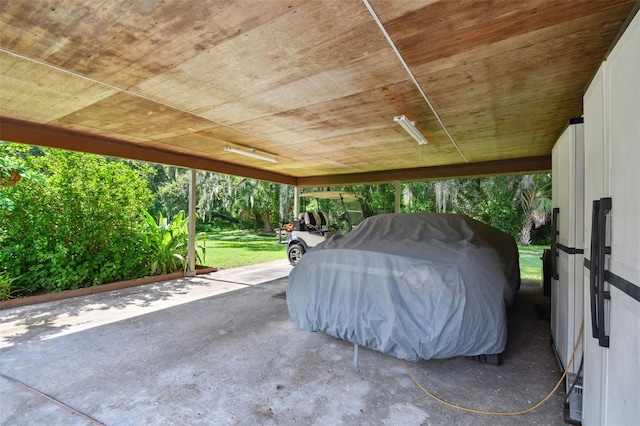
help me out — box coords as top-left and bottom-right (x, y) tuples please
(588, 198), (611, 348)
(552, 207), (560, 280)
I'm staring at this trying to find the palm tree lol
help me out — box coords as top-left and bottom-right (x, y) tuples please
(518, 174), (552, 245)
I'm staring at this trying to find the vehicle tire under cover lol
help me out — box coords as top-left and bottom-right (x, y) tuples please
(288, 243), (305, 266)
(470, 353), (503, 365)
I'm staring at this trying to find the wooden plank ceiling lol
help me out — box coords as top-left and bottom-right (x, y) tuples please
(0, 0), (636, 186)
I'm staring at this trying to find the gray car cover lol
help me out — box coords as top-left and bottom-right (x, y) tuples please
(287, 213), (520, 361)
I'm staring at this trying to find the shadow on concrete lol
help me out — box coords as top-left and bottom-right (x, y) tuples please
(0, 273), (247, 348)
(1, 277), (566, 425)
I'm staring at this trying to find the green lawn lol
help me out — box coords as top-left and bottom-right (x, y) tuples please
(199, 229), (287, 269)
(518, 244), (548, 283)
(198, 229), (548, 283)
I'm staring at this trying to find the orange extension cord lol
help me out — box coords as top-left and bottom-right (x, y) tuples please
(402, 320), (584, 416)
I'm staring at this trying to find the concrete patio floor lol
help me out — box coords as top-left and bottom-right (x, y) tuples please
(1, 260), (568, 425)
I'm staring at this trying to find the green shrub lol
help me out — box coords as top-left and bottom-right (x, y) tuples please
(0, 148), (153, 293)
(0, 272), (24, 301)
(141, 210), (188, 275)
(140, 210), (206, 275)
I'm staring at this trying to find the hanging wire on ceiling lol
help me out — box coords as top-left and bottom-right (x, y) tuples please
(362, 0), (469, 163)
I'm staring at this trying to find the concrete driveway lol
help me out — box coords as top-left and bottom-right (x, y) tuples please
(1, 260), (567, 425)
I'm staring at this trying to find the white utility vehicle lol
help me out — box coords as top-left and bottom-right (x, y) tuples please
(286, 191), (365, 266)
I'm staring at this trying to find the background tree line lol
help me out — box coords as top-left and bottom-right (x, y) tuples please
(147, 166), (551, 246)
(1, 142), (551, 297)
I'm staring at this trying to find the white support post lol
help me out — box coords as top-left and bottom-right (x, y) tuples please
(294, 186), (300, 217)
(186, 168), (197, 277)
(394, 180), (401, 213)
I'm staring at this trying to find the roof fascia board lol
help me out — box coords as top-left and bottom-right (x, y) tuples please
(296, 156), (551, 187)
(0, 117), (296, 186)
(1, 117), (550, 188)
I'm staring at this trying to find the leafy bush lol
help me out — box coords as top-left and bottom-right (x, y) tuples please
(1, 154), (45, 210)
(0, 147), (153, 294)
(0, 272), (23, 301)
(141, 210), (186, 275)
(140, 210), (206, 275)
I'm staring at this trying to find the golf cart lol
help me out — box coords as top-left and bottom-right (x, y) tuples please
(286, 191), (366, 266)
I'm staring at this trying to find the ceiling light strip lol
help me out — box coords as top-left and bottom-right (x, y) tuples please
(224, 146), (278, 163)
(362, 0), (468, 163)
(394, 115), (427, 145)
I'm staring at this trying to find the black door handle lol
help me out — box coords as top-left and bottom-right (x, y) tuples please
(597, 198), (611, 348)
(589, 200), (600, 339)
(551, 207), (560, 280)
(589, 198), (611, 348)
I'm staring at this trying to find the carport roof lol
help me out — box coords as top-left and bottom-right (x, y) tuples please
(1, 1), (637, 186)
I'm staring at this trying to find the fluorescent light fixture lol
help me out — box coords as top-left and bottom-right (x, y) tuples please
(394, 115), (428, 145)
(224, 146), (278, 163)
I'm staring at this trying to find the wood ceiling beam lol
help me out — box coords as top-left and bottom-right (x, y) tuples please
(2, 117), (550, 188)
(296, 156), (551, 187)
(0, 117), (297, 186)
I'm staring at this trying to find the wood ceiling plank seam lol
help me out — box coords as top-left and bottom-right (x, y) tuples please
(230, 78), (424, 145)
(0, 47), (248, 134)
(0, 51), (120, 123)
(385, 3), (636, 163)
(0, 46), (357, 170)
(362, 0), (468, 164)
(0, 1), (311, 87)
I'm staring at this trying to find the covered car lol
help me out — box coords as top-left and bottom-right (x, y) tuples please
(287, 213), (520, 362)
